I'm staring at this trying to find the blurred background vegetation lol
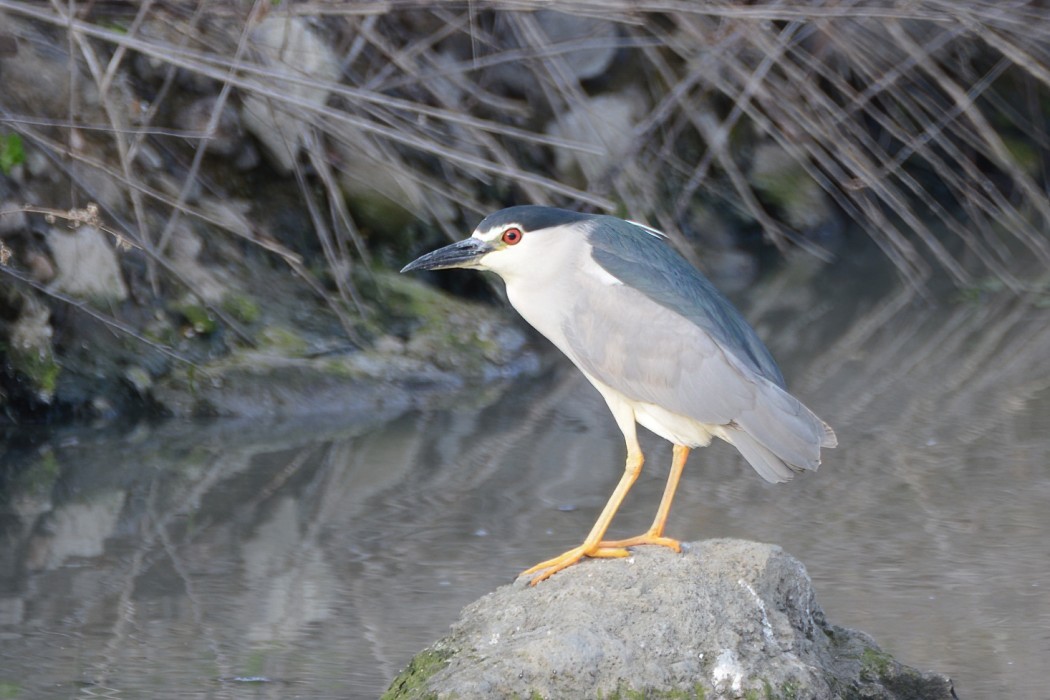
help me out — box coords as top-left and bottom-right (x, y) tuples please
(0, 0), (1048, 423)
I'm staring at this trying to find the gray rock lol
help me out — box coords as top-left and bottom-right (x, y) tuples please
(175, 95), (244, 156)
(6, 293), (58, 402)
(0, 12), (101, 119)
(166, 221), (226, 302)
(749, 142), (834, 233)
(46, 224), (128, 302)
(240, 16), (342, 173)
(546, 90), (646, 186)
(488, 10), (619, 94)
(330, 125), (438, 233)
(386, 539), (956, 699)
(0, 200), (27, 235)
(532, 9), (619, 81)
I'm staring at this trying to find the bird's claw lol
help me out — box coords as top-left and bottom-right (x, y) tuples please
(522, 543), (631, 585)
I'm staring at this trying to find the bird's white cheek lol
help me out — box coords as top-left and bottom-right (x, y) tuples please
(482, 243), (538, 279)
(475, 249), (510, 276)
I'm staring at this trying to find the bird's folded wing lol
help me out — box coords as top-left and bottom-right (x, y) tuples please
(564, 283), (832, 477)
(565, 282), (758, 424)
(585, 217), (786, 387)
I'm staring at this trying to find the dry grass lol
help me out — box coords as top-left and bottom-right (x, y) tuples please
(1, 0), (1049, 322)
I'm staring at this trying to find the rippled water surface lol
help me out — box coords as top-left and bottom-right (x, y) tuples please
(2, 265), (1049, 698)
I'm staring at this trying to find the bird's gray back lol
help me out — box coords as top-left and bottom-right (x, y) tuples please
(585, 216), (785, 388)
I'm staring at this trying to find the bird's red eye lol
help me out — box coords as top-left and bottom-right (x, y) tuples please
(502, 227), (523, 245)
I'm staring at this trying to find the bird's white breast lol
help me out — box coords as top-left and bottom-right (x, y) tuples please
(499, 230), (610, 361)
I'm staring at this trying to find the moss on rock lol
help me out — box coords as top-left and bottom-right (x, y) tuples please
(382, 645), (455, 700)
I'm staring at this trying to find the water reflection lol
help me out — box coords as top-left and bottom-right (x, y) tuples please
(1, 277), (1049, 698)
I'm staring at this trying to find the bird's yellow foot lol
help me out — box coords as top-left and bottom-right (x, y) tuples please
(522, 543), (630, 585)
(598, 532), (682, 552)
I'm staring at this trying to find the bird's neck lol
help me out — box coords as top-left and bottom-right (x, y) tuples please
(502, 272), (575, 354)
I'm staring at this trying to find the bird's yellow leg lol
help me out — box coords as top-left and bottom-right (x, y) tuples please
(522, 448), (644, 585)
(600, 444), (689, 552)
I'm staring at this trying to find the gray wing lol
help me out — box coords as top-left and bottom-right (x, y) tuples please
(586, 215), (786, 388)
(568, 219), (835, 481)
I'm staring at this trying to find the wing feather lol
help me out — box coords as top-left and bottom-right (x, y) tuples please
(562, 218), (836, 481)
(565, 283), (758, 425)
(586, 216), (786, 387)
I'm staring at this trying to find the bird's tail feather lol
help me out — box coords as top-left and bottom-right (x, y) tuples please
(728, 382), (836, 483)
(820, 421), (838, 448)
(730, 430), (799, 484)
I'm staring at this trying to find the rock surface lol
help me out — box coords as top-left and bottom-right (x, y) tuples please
(385, 539), (956, 700)
(46, 225), (128, 302)
(546, 91), (646, 186)
(240, 16), (341, 173)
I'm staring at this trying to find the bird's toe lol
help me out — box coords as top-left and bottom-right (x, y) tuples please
(521, 543), (631, 584)
(599, 533), (682, 552)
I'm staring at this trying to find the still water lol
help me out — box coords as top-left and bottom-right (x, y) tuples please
(1, 266), (1049, 698)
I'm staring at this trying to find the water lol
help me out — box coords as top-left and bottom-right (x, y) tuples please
(1, 270), (1048, 698)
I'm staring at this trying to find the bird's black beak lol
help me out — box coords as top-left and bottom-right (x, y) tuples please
(401, 237), (493, 273)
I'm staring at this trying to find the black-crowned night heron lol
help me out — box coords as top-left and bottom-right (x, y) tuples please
(402, 206), (836, 584)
